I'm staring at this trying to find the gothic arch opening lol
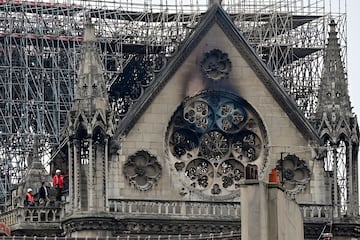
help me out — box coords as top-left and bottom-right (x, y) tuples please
(323, 135), (350, 216)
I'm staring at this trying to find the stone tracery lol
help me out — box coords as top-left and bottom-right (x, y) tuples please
(276, 154), (311, 198)
(167, 91), (267, 199)
(123, 151), (162, 191)
(200, 49), (232, 81)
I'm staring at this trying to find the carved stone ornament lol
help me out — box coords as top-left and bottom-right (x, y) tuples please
(200, 49), (232, 81)
(123, 151), (162, 191)
(166, 91), (267, 199)
(277, 154), (311, 198)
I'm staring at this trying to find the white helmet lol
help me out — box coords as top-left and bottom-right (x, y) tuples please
(56, 169), (61, 173)
(27, 188), (32, 193)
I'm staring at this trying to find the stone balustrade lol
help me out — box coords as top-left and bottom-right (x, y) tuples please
(0, 209), (17, 226)
(0, 200), (240, 227)
(108, 199), (241, 220)
(0, 201), (335, 227)
(0, 207), (64, 227)
(0, 232), (242, 239)
(299, 204), (333, 221)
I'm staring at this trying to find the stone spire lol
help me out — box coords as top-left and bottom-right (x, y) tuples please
(73, 18), (108, 113)
(64, 18), (114, 215)
(315, 20), (359, 217)
(24, 135), (50, 184)
(16, 135), (52, 206)
(316, 20), (353, 142)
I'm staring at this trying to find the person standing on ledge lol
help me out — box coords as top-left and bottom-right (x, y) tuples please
(25, 188), (35, 207)
(53, 169), (64, 202)
(38, 181), (50, 207)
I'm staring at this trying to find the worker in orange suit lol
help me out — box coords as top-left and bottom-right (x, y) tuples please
(53, 169), (65, 202)
(25, 188), (35, 207)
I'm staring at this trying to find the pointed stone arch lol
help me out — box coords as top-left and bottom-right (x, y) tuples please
(75, 123), (88, 140)
(92, 125), (106, 144)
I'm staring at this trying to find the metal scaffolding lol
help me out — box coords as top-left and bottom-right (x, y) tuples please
(0, 0), (347, 207)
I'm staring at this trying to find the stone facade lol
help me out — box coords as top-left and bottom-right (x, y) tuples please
(0, 3), (358, 240)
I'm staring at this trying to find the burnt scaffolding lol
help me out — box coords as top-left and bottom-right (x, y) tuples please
(0, 0), (347, 207)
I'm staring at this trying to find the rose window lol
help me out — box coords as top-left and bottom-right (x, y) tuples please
(166, 91), (267, 199)
(123, 151), (162, 191)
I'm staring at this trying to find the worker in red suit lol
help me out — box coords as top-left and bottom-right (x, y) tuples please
(53, 169), (65, 202)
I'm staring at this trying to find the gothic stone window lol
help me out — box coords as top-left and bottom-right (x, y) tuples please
(166, 91), (267, 199)
(123, 151), (162, 191)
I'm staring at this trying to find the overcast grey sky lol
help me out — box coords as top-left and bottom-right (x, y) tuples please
(347, 0), (360, 117)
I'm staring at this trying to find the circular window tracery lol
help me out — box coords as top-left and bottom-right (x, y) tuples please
(215, 101), (247, 133)
(199, 131), (229, 161)
(232, 130), (262, 162)
(200, 49), (232, 81)
(184, 100), (214, 132)
(169, 129), (199, 159)
(218, 159), (244, 189)
(185, 159), (214, 188)
(166, 91), (267, 199)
